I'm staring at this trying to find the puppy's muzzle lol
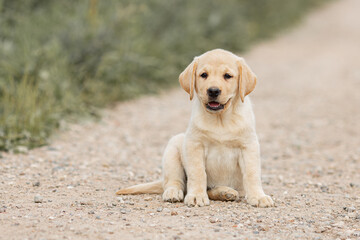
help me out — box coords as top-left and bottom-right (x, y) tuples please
(206, 87), (224, 111)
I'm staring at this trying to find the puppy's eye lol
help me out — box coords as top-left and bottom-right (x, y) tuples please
(200, 72), (208, 78)
(224, 73), (232, 80)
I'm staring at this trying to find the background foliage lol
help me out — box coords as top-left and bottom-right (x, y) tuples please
(0, 0), (329, 151)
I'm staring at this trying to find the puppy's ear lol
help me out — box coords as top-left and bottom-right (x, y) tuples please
(237, 58), (257, 102)
(179, 57), (198, 100)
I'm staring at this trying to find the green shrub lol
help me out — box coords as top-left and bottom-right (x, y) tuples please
(0, 0), (330, 151)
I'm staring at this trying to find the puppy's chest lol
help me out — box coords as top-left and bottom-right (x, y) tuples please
(196, 118), (248, 146)
(204, 143), (240, 174)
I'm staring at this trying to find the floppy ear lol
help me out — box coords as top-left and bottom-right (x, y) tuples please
(179, 57), (198, 100)
(237, 58), (257, 102)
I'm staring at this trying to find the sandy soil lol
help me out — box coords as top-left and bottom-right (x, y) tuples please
(1, 0), (360, 239)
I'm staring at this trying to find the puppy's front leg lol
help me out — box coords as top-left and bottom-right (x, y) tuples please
(183, 139), (209, 207)
(239, 136), (274, 208)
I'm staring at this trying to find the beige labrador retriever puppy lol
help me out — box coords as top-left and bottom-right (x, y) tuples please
(117, 49), (274, 207)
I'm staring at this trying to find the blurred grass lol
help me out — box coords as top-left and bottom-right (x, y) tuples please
(0, 0), (330, 151)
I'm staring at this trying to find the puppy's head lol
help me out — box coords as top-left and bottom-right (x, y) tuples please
(179, 49), (257, 113)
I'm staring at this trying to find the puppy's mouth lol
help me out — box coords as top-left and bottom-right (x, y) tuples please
(205, 98), (232, 112)
(206, 101), (225, 111)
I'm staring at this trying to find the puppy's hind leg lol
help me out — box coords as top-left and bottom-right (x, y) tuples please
(207, 186), (239, 201)
(162, 134), (186, 203)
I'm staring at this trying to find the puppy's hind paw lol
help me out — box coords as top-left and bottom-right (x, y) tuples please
(162, 187), (184, 203)
(219, 189), (239, 201)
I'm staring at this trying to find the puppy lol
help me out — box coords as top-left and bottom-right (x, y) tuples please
(117, 49), (274, 207)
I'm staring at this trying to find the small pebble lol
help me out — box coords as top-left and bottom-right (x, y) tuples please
(144, 197), (153, 201)
(209, 218), (218, 223)
(88, 210), (95, 214)
(157, 208), (163, 212)
(259, 226), (269, 231)
(33, 182), (40, 187)
(171, 211), (178, 216)
(34, 195), (43, 203)
(96, 216), (101, 219)
(343, 206), (355, 212)
(80, 201), (93, 206)
(117, 197), (125, 203)
(320, 186), (329, 192)
(120, 209), (127, 214)
(236, 223), (244, 228)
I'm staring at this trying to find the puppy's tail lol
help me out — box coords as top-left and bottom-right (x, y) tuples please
(116, 180), (163, 195)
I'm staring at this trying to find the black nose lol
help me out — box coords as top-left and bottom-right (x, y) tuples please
(207, 87), (221, 98)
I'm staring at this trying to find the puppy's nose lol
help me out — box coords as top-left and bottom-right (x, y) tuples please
(207, 87), (221, 98)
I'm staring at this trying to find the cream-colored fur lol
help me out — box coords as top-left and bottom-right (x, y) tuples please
(117, 49), (274, 208)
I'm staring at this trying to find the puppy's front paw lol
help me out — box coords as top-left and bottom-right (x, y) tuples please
(162, 187), (184, 202)
(247, 194), (274, 208)
(184, 192), (210, 207)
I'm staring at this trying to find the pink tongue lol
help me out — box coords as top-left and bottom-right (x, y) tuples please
(209, 102), (220, 107)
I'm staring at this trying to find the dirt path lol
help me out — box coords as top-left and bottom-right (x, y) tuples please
(1, 0), (360, 239)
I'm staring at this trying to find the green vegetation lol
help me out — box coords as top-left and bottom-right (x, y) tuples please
(0, 0), (329, 151)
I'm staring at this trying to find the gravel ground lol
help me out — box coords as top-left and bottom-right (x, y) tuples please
(1, 0), (360, 239)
